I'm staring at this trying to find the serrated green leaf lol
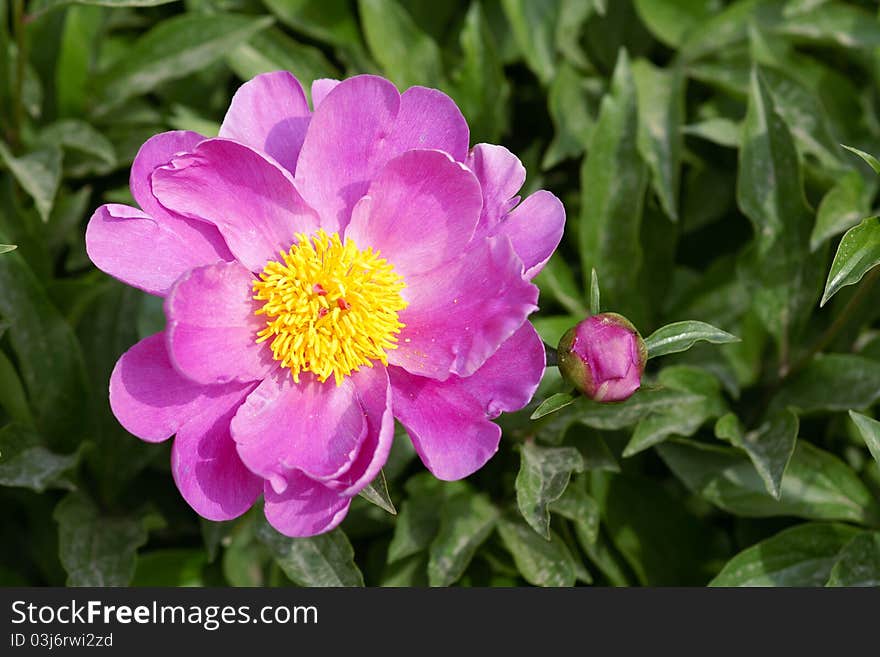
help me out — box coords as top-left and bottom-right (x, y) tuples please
(516, 442), (584, 538)
(95, 14), (274, 111)
(715, 409), (798, 500)
(709, 522), (860, 586)
(256, 520), (364, 587)
(428, 491), (498, 586)
(842, 145), (880, 175)
(810, 171), (874, 252)
(0, 424), (80, 492)
(820, 216), (880, 307)
(531, 391), (579, 420)
(826, 532), (880, 587)
(644, 320), (740, 358)
(579, 49), (648, 318)
(496, 517), (577, 587)
(658, 439), (880, 524)
(0, 143), (62, 222)
(849, 410), (880, 468)
(54, 493), (160, 586)
(632, 58), (684, 220)
(358, 469), (396, 515)
(359, 0), (443, 90)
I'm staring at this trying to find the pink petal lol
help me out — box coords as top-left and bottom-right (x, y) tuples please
(130, 130), (204, 219)
(295, 76), (470, 232)
(294, 75), (400, 232)
(389, 236), (539, 380)
(393, 86), (469, 162)
(109, 333), (253, 443)
(492, 190), (565, 279)
(171, 383), (261, 521)
(263, 474), (351, 537)
(219, 71), (311, 175)
(231, 366), (391, 487)
(311, 78), (340, 110)
(390, 323), (544, 480)
(164, 261), (274, 385)
(344, 149), (482, 278)
(86, 204), (231, 296)
(151, 138), (320, 272)
(466, 143), (525, 230)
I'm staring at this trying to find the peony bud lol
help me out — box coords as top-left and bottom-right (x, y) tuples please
(557, 313), (647, 402)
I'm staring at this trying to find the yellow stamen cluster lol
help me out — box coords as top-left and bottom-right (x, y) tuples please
(253, 229), (407, 386)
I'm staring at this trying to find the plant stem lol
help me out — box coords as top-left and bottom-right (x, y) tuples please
(784, 266), (880, 381)
(11, 0), (25, 149)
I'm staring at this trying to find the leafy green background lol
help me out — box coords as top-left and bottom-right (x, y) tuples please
(2, 0), (880, 587)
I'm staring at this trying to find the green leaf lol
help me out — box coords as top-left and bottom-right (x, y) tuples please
(810, 170), (873, 252)
(0, 246), (92, 449)
(644, 320), (740, 358)
(0, 351), (33, 426)
(576, 386), (706, 430)
(0, 244), (15, 254)
(623, 366), (726, 456)
(501, 0), (559, 84)
(533, 254), (588, 316)
(737, 67), (820, 351)
(633, 0), (719, 47)
(0, 143), (62, 222)
(542, 62), (594, 169)
(54, 493), (159, 586)
(496, 517), (577, 587)
(826, 532), (880, 587)
(849, 410), (880, 468)
(132, 549), (207, 587)
(658, 439), (880, 524)
(451, 1), (510, 144)
(632, 59), (684, 220)
(95, 14), (274, 111)
(0, 424), (80, 492)
(359, 0), (443, 90)
(776, 3), (880, 50)
(226, 28), (339, 103)
(516, 442), (584, 538)
(820, 216), (880, 307)
(682, 118), (741, 148)
(550, 475), (600, 545)
(579, 49), (647, 318)
(715, 409), (798, 500)
(32, 0), (177, 13)
(771, 354), (880, 414)
(709, 522), (860, 586)
(842, 144), (880, 175)
(256, 520), (364, 587)
(387, 475), (466, 565)
(262, 0), (365, 53)
(39, 119), (116, 167)
(428, 491), (498, 586)
(358, 469), (396, 515)
(530, 391), (579, 420)
(589, 268), (600, 315)
(591, 472), (725, 585)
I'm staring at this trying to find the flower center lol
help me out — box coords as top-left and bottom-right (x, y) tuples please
(253, 229), (407, 386)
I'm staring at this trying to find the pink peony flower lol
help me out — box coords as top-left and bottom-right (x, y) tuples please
(86, 72), (564, 536)
(558, 313), (647, 402)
